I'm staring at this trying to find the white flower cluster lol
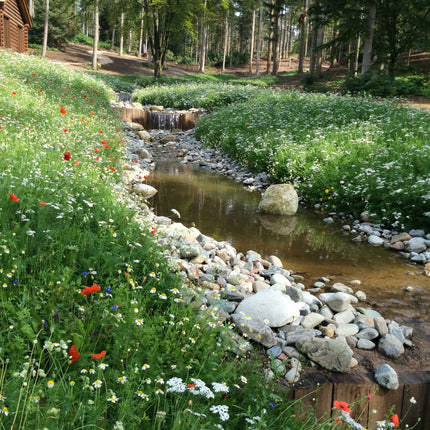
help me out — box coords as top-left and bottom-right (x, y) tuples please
(166, 377), (187, 393)
(210, 404), (229, 421)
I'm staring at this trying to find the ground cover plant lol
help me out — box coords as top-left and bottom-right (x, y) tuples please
(0, 51), (305, 429)
(195, 90), (430, 230)
(132, 82), (267, 111)
(93, 72), (277, 95)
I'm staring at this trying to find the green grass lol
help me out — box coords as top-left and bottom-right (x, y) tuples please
(195, 90), (430, 230)
(0, 51), (307, 429)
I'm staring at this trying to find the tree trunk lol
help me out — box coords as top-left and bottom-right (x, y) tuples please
(354, 35), (360, 76)
(298, 1), (307, 73)
(92, 0), (99, 71)
(128, 29), (132, 53)
(316, 26), (324, 75)
(119, 11), (124, 56)
(222, 14), (228, 71)
(361, 2), (376, 74)
(271, 3), (281, 76)
(256, 7), (263, 75)
(199, 24), (207, 73)
(28, 0), (34, 17)
(41, 0), (49, 58)
(138, 4), (144, 58)
(111, 27), (116, 50)
(249, 8), (256, 73)
(199, 0), (207, 73)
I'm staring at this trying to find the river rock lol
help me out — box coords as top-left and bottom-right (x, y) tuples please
(230, 312), (277, 348)
(137, 130), (151, 141)
(267, 255), (283, 268)
(132, 183), (158, 199)
(296, 337), (353, 372)
(330, 283), (354, 294)
(333, 309), (355, 324)
(234, 289), (300, 328)
(335, 323), (359, 337)
(301, 313), (325, 329)
(405, 237), (427, 253)
(374, 316), (389, 336)
(319, 292), (358, 312)
(357, 339), (376, 350)
(252, 280), (270, 293)
(375, 364), (399, 390)
(285, 286), (305, 303)
(368, 235), (385, 246)
(356, 328), (379, 340)
(270, 273), (292, 287)
(257, 184), (298, 216)
(390, 232), (411, 243)
(378, 334), (405, 358)
(134, 147), (152, 159)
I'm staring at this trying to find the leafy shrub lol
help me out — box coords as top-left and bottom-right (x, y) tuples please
(342, 71), (430, 97)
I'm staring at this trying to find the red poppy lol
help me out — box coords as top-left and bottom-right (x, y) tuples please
(63, 151), (71, 161)
(75, 160), (80, 166)
(63, 129), (68, 133)
(92, 350), (106, 359)
(108, 166), (116, 172)
(99, 130), (103, 134)
(9, 193), (20, 202)
(81, 283), (101, 296)
(150, 227), (156, 234)
(187, 384), (196, 389)
(60, 106), (66, 114)
(333, 400), (351, 414)
(101, 140), (107, 145)
(69, 345), (80, 363)
(12, 91), (16, 95)
(390, 414), (399, 428)
(40, 201), (46, 206)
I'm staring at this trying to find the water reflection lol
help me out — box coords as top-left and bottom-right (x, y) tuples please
(148, 162), (430, 319)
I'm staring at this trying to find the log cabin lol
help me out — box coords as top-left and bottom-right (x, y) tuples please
(0, 0), (33, 53)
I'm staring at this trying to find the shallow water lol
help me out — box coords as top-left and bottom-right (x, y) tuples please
(148, 162), (430, 321)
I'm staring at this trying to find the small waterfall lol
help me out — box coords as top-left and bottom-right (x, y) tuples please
(149, 112), (182, 130)
(118, 107), (203, 131)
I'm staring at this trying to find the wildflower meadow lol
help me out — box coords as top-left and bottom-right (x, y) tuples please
(0, 50), (422, 429)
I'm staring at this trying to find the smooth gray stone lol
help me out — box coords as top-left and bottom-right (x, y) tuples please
(357, 339), (376, 350)
(375, 364), (399, 390)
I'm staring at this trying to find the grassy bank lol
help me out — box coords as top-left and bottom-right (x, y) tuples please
(0, 51), (302, 429)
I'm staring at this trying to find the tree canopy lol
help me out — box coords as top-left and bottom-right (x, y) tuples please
(27, 0), (430, 77)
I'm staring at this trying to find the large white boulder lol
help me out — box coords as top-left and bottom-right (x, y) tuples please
(257, 184), (298, 216)
(234, 289), (301, 327)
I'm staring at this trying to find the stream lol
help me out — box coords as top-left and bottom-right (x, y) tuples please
(147, 161), (430, 323)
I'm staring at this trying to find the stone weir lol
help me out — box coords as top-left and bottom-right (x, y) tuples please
(118, 105), (204, 131)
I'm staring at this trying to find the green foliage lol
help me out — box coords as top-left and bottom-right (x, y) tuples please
(342, 71), (430, 97)
(195, 91), (430, 230)
(29, 0), (79, 50)
(132, 83), (264, 110)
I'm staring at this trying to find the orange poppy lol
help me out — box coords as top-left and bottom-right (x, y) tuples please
(333, 400), (351, 413)
(92, 350), (106, 359)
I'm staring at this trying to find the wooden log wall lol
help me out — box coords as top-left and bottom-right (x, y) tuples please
(118, 107), (202, 131)
(291, 369), (430, 429)
(0, 0), (29, 53)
